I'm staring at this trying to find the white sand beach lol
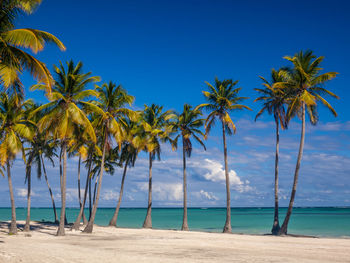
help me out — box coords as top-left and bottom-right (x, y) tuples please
(0, 221), (349, 263)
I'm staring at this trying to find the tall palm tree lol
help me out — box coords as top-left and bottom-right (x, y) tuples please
(0, 0), (65, 93)
(109, 119), (140, 227)
(31, 60), (99, 236)
(277, 50), (339, 235)
(171, 104), (206, 231)
(83, 81), (135, 233)
(254, 69), (288, 235)
(72, 143), (100, 230)
(24, 103), (59, 231)
(68, 125), (90, 225)
(135, 104), (174, 229)
(196, 77), (251, 233)
(0, 93), (34, 234)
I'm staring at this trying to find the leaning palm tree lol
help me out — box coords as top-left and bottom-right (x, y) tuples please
(90, 146), (120, 207)
(276, 50), (339, 235)
(135, 104), (174, 229)
(24, 103), (59, 230)
(109, 118), (140, 227)
(0, 93), (34, 234)
(68, 125), (90, 225)
(0, 0), (65, 93)
(72, 142), (100, 230)
(31, 60), (99, 236)
(196, 77), (251, 233)
(254, 69), (289, 235)
(171, 104), (206, 230)
(83, 81), (135, 233)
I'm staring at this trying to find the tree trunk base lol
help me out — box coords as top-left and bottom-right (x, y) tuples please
(24, 223), (30, 232)
(181, 224), (189, 231)
(83, 222), (93, 233)
(271, 223), (280, 235)
(278, 226), (287, 236)
(56, 226), (65, 236)
(108, 220), (117, 227)
(143, 216), (152, 229)
(223, 223), (232, 234)
(9, 221), (17, 235)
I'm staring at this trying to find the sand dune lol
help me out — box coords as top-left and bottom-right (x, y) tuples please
(0, 221), (349, 263)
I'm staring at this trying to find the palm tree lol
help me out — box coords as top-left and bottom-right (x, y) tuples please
(0, 0), (65, 93)
(31, 60), (99, 236)
(254, 69), (288, 235)
(68, 125), (90, 225)
(83, 81), (135, 233)
(109, 119), (140, 227)
(90, 146), (120, 207)
(0, 93), (34, 234)
(171, 104), (206, 230)
(196, 77), (251, 233)
(135, 104), (174, 229)
(24, 103), (59, 231)
(277, 50), (339, 235)
(72, 143), (99, 230)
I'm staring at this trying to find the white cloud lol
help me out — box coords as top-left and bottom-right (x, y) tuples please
(102, 189), (119, 201)
(16, 188), (37, 198)
(138, 182), (182, 201)
(198, 190), (218, 201)
(191, 159), (252, 193)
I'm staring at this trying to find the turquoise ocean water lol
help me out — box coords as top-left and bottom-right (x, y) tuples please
(0, 207), (349, 237)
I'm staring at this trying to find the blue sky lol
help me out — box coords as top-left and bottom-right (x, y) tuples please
(1, 0), (350, 208)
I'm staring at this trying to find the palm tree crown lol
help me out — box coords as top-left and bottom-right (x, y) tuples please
(197, 77), (252, 136)
(0, 0), (65, 92)
(280, 50), (339, 123)
(254, 68), (289, 129)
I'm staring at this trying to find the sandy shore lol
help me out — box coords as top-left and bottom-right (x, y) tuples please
(0, 221), (349, 263)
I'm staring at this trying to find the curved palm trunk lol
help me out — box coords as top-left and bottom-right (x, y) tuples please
(77, 156), (88, 225)
(143, 152), (153, 228)
(88, 175), (92, 220)
(109, 159), (129, 227)
(72, 154), (93, 230)
(83, 132), (108, 233)
(279, 102), (305, 235)
(41, 155), (58, 224)
(222, 120), (232, 233)
(92, 174), (98, 205)
(271, 119), (280, 235)
(7, 161), (17, 235)
(57, 142), (67, 236)
(24, 168), (31, 232)
(181, 136), (189, 231)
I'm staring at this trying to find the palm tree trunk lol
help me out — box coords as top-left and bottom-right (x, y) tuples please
(57, 142), (67, 236)
(222, 120), (232, 233)
(41, 154), (58, 224)
(89, 174), (92, 220)
(181, 136), (189, 231)
(279, 102), (306, 235)
(72, 153), (93, 230)
(143, 152), (153, 228)
(77, 156), (88, 224)
(92, 174), (98, 205)
(109, 159), (129, 227)
(24, 167), (31, 232)
(83, 132), (108, 233)
(7, 161), (17, 235)
(271, 119), (280, 235)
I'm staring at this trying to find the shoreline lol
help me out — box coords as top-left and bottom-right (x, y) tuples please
(1, 221), (350, 262)
(2, 220), (350, 240)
